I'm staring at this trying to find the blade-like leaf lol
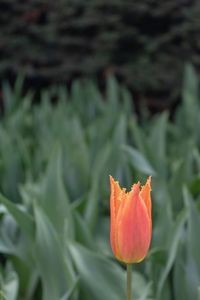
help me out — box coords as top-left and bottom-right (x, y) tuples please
(157, 209), (187, 299)
(121, 145), (156, 175)
(69, 242), (152, 300)
(39, 146), (74, 239)
(0, 193), (34, 238)
(34, 204), (77, 300)
(2, 270), (19, 300)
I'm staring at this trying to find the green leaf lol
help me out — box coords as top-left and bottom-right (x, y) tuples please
(69, 242), (152, 300)
(34, 204), (77, 300)
(59, 277), (79, 300)
(183, 187), (200, 271)
(138, 282), (153, 300)
(148, 112), (168, 178)
(157, 209), (187, 299)
(182, 64), (199, 133)
(0, 193), (34, 238)
(173, 245), (188, 300)
(84, 142), (112, 231)
(63, 116), (89, 198)
(73, 211), (95, 250)
(69, 242), (125, 300)
(2, 270), (19, 300)
(198, 286), (200, 300)
(106, 76), (119, 108)
(183, 187), (200, 299)
(129, 117), (145, 153)
(2, 81), (14, 114)
(121, 145), (156, 175)
(0, 214), (23, 257)
(38, 145), (74, 239)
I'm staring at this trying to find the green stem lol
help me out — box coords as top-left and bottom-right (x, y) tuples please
(126, 264), (132, 300)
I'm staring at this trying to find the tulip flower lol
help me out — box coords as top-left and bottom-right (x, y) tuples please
(109, 176), (152, 300)
(109, 176), (152, 264)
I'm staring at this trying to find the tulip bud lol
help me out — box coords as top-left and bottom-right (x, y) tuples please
(109, 176), (152, 264)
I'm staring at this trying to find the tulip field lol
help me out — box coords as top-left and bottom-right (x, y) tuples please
(0, 64), (200, 300)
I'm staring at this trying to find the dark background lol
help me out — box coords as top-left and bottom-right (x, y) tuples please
(0, 0), (200, 111)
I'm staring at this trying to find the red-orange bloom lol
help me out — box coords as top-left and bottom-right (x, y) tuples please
(109, 176), (152, 264)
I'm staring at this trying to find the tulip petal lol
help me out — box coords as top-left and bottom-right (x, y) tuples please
(140, 176), (152, 219)
(116, 183), (151, 263)
(109, 176), (125, 258)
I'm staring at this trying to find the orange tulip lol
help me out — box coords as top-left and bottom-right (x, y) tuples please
(109, 176), (152, 264)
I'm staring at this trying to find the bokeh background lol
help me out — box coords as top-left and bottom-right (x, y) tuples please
(0, 1), (200, 300)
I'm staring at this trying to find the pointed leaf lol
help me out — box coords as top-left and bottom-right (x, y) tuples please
(0, 193), (34, 238)
(121, 145), (156, 175)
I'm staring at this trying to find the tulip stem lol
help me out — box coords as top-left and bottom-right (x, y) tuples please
(126, 264), (132, 300)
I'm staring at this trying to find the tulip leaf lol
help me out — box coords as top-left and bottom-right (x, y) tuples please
(183, 187), (200, 270)
(129, 118), (145, 153)
(73, 211), (95, 250)
(0, 193), (34, 238)
(173, 245), (188, 300)
(121, 145), (156, 175)
(69, 242), (152, 300)
(148, 112), (168, 178)
(106, 76), (119, 111)
(38, 145), (74, 239)
(138, 281), (153, 300)
(182, 64), (199, 132)
(0, 214), (25, 258)
(34, 204), (77, 300)
(69, 242), (125, 300)
(1, 270), (19, 300)
(198, 287), (200, 300)
(84, 142), (112, 231)
(157, 209), (187, 299)
(183, 187), (200, 299)
(59, 277), (79, 300)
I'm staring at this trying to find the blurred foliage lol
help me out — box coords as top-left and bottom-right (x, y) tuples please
(0, 64), (200, 299)
(1, 0), (200, 105)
